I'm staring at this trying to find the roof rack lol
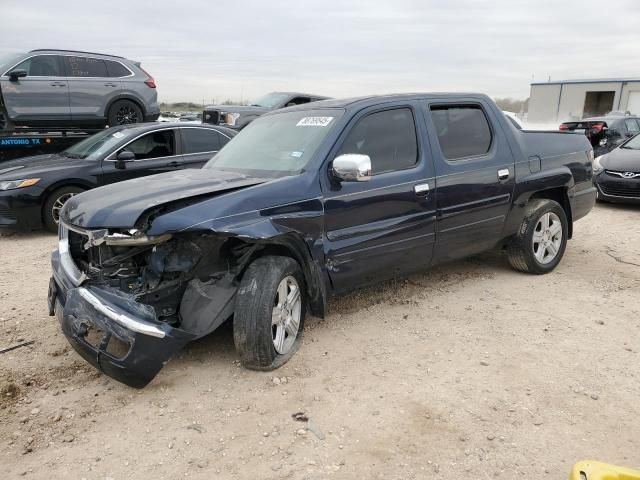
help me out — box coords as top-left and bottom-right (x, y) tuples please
(29, 49), (125, 59)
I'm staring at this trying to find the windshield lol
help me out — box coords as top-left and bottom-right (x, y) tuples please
(622, 133), (640, 149)
(205, 109), (344, 174)
(61, 126), (130, 160)
(250, 93), (291, 108)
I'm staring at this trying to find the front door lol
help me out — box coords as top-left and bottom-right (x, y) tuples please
(0, 54), (70, 123)
(424, 99), (515, 263)
(322, 104), (437, 292)
(99, 129), (183, 184)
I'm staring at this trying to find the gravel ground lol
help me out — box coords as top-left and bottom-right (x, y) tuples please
(1, 202), (639, 479)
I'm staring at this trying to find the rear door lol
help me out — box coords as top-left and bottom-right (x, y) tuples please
(424, 99), (515, 263)
(322, 103), (437, 292)
(0, 54), (70, 123)
(178, 126), (231, 168)
(63, 55), (122, 122)
(99, 128), (182, 184)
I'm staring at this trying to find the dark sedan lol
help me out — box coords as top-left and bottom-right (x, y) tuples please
(0, 122), (236, 231)
(593, 133), (640, 204)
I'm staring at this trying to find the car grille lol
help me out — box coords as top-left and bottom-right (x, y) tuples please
(203, 110), (220, 125)
(600, 184), (640, 198)
(0, 205), (16, 221)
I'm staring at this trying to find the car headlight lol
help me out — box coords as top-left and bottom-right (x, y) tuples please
(593, 156), (605, 174)
(0, 178), (40, 191)
(221, 112), (240, 126)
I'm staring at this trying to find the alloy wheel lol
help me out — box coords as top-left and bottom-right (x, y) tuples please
(115, 106), (140, 124)
(51, 192), (77, 224)
(271, 276), (302, 354)
(532, 212), (562, 264)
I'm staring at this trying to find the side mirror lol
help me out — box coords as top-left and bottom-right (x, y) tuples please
(332, 154), (372, 182)
(115, 150), (135, 169)
(8, 69), (27, 81)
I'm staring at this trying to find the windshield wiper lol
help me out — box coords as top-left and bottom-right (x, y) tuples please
(61, 152), (83, 159)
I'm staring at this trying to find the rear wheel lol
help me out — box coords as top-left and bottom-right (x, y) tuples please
(507, 199), (568, 274)
(107, 100), (143, 126)
(233, 256), (306, 370)
(43, 186), (85, 232)
(0, 107), (13, 132)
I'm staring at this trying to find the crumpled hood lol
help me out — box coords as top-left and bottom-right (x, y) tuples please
(0, 153), (87, 177)
(61, 169), (269, 229)
(601, 147), (640, 172)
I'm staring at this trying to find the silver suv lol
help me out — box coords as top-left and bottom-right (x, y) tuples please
(0, 49), (160, 131)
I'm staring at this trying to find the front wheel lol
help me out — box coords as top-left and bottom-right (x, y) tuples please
(234, 256), (306, 370)
(507, 199), (568, 274)
(43, 186), (85, 232)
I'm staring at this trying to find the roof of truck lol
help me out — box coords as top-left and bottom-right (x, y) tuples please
(286, 92), (491, 110)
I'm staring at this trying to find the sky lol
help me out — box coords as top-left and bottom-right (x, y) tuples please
(1, 0), (640, 104)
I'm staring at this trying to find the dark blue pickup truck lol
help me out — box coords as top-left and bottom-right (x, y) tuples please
(48, 93), (596, 387)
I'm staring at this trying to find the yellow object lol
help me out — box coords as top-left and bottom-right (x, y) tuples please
(17, 178), (40, 188)
(570, 461), (640, 480)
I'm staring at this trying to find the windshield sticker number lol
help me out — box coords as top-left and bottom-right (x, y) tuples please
(296, 117), (333, 127)
(290, 151), (303, 158)
(112, 132), (125, 139)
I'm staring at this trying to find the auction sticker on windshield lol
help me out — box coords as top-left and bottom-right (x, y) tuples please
(112, 132), (125, 139)
(296, 117), (333, 127)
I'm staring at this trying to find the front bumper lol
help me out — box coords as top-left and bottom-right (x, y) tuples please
(595, 173), (640, 204)
(0, 187), (44, 230)
(50, 248), (196, 388)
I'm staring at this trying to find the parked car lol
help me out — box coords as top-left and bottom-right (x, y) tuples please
(49, 93), (596, 388)
(0, 49), (160, 131)
(202, 92), (329, 130)
(560, 114), (640, 156)
(0, 123), (235, 231)
(593, 133), (640, 203)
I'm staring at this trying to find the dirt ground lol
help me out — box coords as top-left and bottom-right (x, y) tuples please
(1, 202), (639, 479)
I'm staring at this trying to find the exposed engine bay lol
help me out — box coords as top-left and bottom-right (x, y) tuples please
(66, 227), (256, 336)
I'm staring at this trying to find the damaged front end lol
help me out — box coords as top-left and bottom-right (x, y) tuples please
(50, 222), (253, 388)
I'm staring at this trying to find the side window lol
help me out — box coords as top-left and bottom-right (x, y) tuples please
(120, 130), (176, 160)
(12, 55), (63, 76)
(181, 128), (221, 154)
(286, 97), (311, 107)
(64, 56), (108, 77)
(105, 60), (131, 78)
(337, 108), (418, 174)
(624, 119), (640, 132)
(430, 105), (492, 160)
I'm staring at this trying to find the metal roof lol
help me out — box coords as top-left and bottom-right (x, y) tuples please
(531, 78), (640, 86)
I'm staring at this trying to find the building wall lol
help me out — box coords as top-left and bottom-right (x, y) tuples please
(528, 81), (640, 125)
(528, 84), (561, 125)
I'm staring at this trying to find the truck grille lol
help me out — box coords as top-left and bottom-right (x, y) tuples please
(203, 110), (220, 125)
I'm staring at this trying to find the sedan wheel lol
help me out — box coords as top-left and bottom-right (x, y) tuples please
(43, 186), (85, 233)
(51, 192), (77, 224)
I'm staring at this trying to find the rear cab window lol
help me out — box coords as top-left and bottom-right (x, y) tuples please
(337, 107), (418, 174)
(624, 119), (640, 132)
(430, 105), (493, 160)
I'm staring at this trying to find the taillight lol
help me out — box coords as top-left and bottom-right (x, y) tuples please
(559, 124), (569, 130)
(590, 122), (604, 132)
(140, 67), (156, 88)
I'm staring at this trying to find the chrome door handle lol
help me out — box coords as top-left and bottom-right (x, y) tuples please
(49, 82), (66, 87)
(414, 183), (430, 196)
(497, 168), (510, 180)
(104, 82), (118, 87)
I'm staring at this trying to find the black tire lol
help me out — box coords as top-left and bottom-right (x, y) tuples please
(43, 186), (85, 232)
(107, 100), (143, 126)
(507, 199), (568, 274)
(0, 107), (13, 132)
(234, 256), (306, 370)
